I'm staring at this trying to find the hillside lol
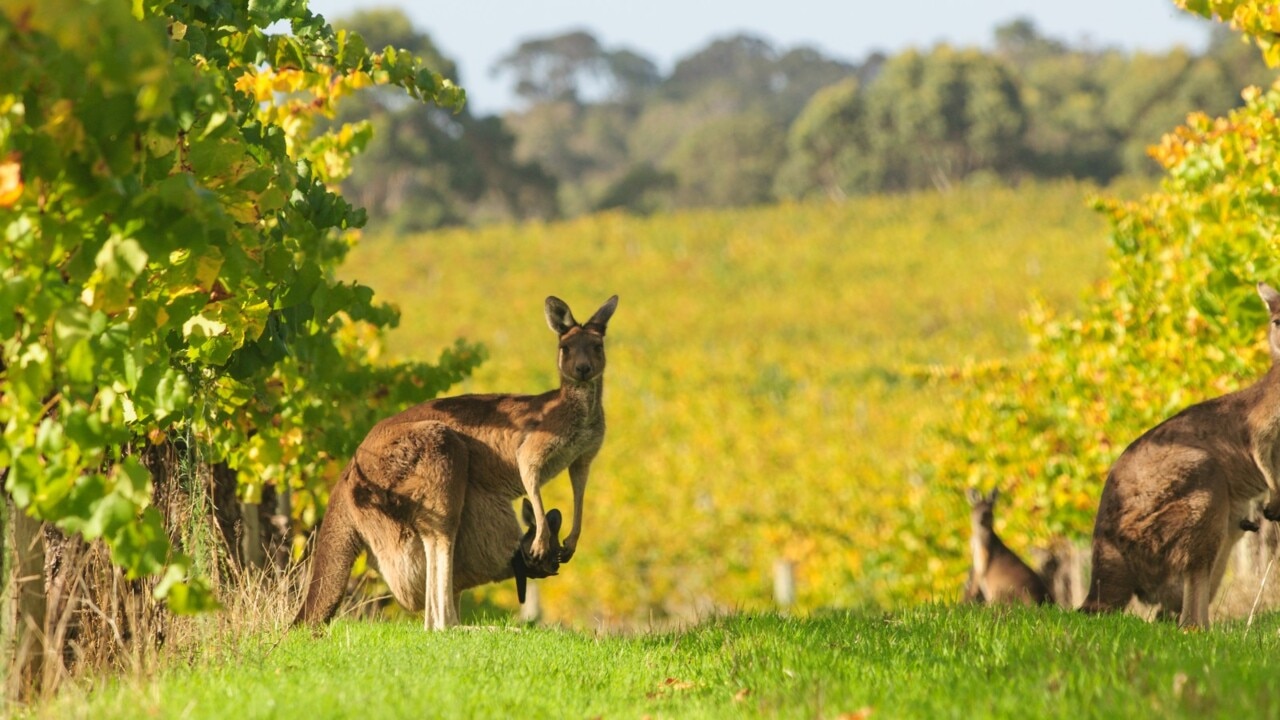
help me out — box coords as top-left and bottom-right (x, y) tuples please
(338, 181), (1111, 623)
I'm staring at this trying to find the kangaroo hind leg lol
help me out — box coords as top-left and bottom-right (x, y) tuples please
(1180, 567), (1214, 630)
(400, 422), (469, 631)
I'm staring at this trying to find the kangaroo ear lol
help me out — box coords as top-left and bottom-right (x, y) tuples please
(987, 488), (999, 504)
(965, 487), (982, 506)
(1259, 282), (1280, 316)
(521, 498), (535, 527)
(547, 509), (563, 536)
(545, 296), (577, 335)
(584, 295), (619, 334)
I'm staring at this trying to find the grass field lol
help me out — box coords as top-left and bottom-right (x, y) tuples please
(337, 181), (1112, 620)
(26, 606), (1280, 719)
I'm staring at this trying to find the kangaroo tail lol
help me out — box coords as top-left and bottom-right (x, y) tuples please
(294, 467), (363, 626)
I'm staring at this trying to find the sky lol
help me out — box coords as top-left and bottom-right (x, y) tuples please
(306, 0), (1216, 115)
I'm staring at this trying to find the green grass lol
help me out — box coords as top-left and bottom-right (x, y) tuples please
(27, 607), (1280, 719)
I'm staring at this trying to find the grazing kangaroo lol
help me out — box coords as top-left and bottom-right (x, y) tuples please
(294, 295), (618, 629)
(963, 488), (1052, 605)
(1081, 282), (1280, 629)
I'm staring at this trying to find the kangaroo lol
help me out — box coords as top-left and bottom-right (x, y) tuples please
(963, 487), (1051, 605)
(294, 294), (618, 629)
(1081, 282), (1280, 629)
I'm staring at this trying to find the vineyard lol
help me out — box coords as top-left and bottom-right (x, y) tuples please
(8, 0), (1280, 713)
(339, 180), (1111, 621)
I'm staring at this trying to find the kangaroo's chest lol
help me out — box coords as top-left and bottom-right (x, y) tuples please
(535, 420), (604, 479)
(1260, 422), (1280, 472)
(970, 536), (989, 578)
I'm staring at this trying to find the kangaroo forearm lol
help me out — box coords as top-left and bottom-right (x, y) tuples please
(567, 467), (590, 542)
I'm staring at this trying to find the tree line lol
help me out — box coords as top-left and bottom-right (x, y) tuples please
(333, 11), (1271, 231)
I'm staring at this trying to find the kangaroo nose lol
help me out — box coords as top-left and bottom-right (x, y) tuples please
(575, 363), (592, 379)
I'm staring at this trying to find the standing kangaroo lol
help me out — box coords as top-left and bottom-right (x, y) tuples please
(964, 488), (1051, 605)
(1081, 282), (1280, 629)
(294, 295), (618, 629)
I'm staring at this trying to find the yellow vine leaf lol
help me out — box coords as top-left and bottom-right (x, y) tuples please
(0, 156), (22, 206)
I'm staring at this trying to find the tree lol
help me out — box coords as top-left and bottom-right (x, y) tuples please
(0, 0), (480, 697)
(993, 17), (1066, 64)
(332, 9), (558, 231)
(665, 112), (786, 208)
(664, 34), (855, 124)
(774, 78), (872, 200)
(861, 46), (1026, 191)
(493, 30), (659, 106)
(1017, 46), (1123, 180)
(778, 46), (1026, 197)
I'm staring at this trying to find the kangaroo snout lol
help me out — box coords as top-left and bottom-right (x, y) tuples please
(575, 363), (593, 379)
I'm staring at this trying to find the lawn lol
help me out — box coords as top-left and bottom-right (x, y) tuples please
(25, 606), (1280, 719)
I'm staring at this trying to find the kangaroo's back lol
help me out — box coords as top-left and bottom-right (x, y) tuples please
(1082, 282), (1280, 629)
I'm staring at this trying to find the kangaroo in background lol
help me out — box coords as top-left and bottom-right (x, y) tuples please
(964, 487), (1051, 605)
(294, 295), (618, 630)
(1081, 282), (1280, 629)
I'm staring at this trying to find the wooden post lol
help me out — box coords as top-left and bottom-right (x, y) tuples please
(519, 582), (541, 624)
(773, 558), (796, 611)
(241, 502), (264, 570)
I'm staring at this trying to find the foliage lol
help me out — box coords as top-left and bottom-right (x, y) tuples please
(774, 78), (866, 201)
(1181, 0), (1280, 64)
(467, 19), (1272, 223)
(28, 607), (1280, 719)
(664, 112), (785, 208)
(342, 181), (1110, 619)
(0, 0), (480, 610)
(866, 46), (1027, 191)
(917, 0), (1280, 600)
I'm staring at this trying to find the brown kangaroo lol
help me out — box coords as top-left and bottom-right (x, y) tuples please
(963, 487), (1051, 605)
(294, 295), (618, 629)
(1081, 282), (1280, 629)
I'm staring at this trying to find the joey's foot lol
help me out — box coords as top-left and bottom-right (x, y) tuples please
(558, 546), (576, 564)
(1241, 518), (1262, 533)
(520, 543), (560, 578)
(1265, 500), (1280, 523)
(511, 550), (557, 604)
